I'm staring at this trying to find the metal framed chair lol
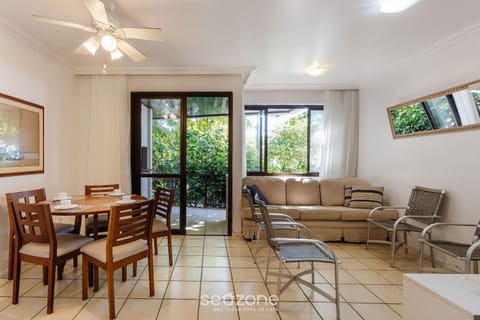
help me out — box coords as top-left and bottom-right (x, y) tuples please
(9, 201), (93, 314)
(243, 186), (308, 264)
(256, 198), (340, 319)
(81, 199), (155, 319)
(152, 187), (175, 266)
(5, 188), (77, 281)
(366, 186), (446, 267)
(419, 219), (480, 273)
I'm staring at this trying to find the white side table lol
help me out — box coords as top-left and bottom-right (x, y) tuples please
(403, 273), (480, 320)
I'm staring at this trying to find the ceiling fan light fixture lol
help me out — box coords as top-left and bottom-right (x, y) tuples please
(378, 0), (420, 13)
(82, 37), (100, 55)
(307, 63), (328, 76)
(110, 49), (123, 60)
(101, 34), (117, 52)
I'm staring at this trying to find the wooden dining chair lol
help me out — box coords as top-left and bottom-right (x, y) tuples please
(152, 187), (175, 266)
(9, 201), (93, 314)
(81, 199), (155, 319)
(84, 184), (119, 238)
(5, 188), (77, 280)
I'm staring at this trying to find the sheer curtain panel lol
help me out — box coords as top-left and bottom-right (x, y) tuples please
(319, 90), (359, 179)
(77, 75), (130, 191)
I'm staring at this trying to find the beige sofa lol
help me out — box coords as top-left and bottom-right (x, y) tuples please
(241, 176), (398, 242)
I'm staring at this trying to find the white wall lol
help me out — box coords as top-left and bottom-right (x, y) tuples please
(358, 25), (480, 255)
(0, 21), (77, 275)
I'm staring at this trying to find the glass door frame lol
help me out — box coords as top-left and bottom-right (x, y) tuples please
(131, 91), (233, 235)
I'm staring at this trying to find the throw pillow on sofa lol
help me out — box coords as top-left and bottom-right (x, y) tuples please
(246, 184), (270, 204)
(349, 186), (384, 209)
(344, 185), (353, 206)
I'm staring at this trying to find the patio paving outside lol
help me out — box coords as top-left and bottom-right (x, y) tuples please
(171, 206), (228, 235)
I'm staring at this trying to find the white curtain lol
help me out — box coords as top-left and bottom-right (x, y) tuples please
(319, 90), (359, 179)
(78, 75), (130, 192)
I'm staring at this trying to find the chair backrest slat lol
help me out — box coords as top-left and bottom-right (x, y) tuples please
(407, 186), (445, 223)
(107, 200), (154, 248)
(85, 184), (119, 195)
(154, 187), (175, 223)
(10, 202), (54, 245)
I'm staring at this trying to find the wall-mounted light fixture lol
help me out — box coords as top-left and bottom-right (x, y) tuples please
(378, 0), (420, 13)
(306, 63), (329, 76)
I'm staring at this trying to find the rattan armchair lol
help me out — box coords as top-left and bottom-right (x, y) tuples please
(256, 198), (340, 319)
(366, 186), (445, 267)
(243, 186), (309, 263)
(419, 220), (480, 273)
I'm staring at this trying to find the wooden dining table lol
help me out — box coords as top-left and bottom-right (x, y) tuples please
(49, 194), (146, 235)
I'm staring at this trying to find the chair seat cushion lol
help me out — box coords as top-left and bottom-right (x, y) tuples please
(152, 219), (169, 233)
(81, 238), (148, 263)
(20, 233), (94, 258)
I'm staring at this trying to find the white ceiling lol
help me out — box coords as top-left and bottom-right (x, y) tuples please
(1, 0), (479, 88)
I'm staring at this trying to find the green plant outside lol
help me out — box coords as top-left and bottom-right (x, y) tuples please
(391, 103), (433, 135)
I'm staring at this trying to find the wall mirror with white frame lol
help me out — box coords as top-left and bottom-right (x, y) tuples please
(387, 79), (480, 138)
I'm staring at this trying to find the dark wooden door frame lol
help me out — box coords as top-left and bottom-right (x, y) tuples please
(131, 91), (233, 235)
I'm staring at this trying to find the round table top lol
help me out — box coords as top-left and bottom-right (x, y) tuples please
(48, 194), (147, 216)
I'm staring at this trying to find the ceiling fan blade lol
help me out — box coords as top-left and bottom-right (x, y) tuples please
(32, 15), (96, 32)
(82, 0), (109, 25)
(117, 40), (146, 62)
(121, 27), (164, 42)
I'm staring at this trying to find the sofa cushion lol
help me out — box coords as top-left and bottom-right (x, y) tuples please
(286, 178), (321, 205)
(320, 178), (369, 206)
(349, 186), (384, 209)
(242, 176), (286, 205)
(298, 206), (341, 220)
(341, 207), (398, 221)
(270, 206), (300, 219)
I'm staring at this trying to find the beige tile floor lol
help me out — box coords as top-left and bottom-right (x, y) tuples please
(0, 235), (439, 319)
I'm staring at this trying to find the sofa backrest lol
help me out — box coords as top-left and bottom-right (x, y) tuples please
(320, 177), (369, 206)
(242, 176), (287, 205)
(242, 176), (369, 207)
(285, 178), (321, 205)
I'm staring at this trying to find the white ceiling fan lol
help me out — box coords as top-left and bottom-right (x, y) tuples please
(32, 0), (163, 62)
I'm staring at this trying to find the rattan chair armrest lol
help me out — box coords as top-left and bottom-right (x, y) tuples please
(421, 223), (480, 238)
(271, 221), (312, 238)
(368, 206), (408, 219)
(264, 204), (289, 214)
(393, 215), (440, 230)
(466, 239), (480, 262)
(269, 212), (296, 222)
(254, 212), (295, 223)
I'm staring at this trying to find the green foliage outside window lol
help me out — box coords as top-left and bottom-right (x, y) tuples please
(391, 103), (432, 135)
(152, 116), (228, 208)
(268, 112), (308, 173)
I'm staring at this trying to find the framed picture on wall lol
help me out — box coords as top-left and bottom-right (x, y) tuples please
(0, 93), (44, 177)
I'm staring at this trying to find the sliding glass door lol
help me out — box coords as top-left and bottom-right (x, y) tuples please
(131, 92), (232, 235)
